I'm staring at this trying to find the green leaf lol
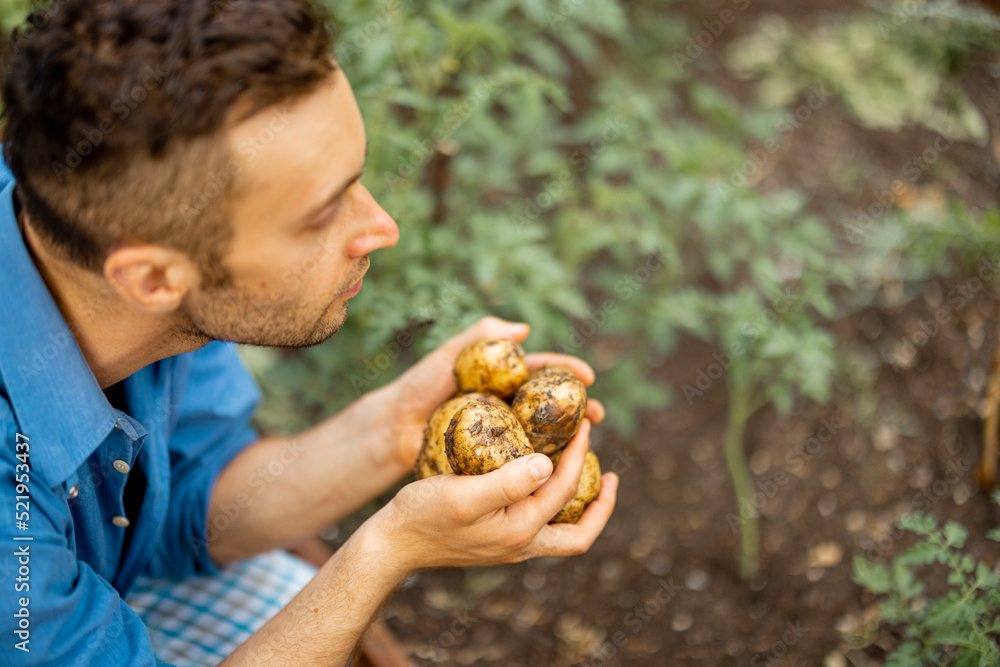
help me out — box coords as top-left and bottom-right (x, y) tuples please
(853, 555), (892, 594)
(893, 562), (924, 601)
(976, 562), (1000, 589)
(943, 521), (968, 548)
(897, 540), (943, 567)
(899, 513), (937, 535)
(961, 554), (976, 573)
(886, 641), (920, 666)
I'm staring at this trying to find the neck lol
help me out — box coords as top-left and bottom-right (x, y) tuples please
(18, 213), (206, 389)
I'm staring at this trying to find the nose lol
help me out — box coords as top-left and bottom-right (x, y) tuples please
(347, 183), (399, 258)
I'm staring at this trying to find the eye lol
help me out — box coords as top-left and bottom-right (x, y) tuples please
(311, 199), (343, 230)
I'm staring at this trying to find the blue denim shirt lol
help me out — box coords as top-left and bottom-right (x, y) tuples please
(0, 161), (261, 664)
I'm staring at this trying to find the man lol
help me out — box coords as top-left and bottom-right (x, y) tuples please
(0, 0), (618, 665)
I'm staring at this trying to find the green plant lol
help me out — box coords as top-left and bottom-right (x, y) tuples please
(852, 493), (1000, 666)
(4, 0), (998, 585)
(726, 0), (1000, 144)
(671, 184), (850, 578)
(243, 0), (683, 439)
(0, 0), (33, 31)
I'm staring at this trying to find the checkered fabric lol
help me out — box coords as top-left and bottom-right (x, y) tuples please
(126, 550), (323, 666)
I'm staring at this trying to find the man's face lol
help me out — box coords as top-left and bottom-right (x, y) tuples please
(179, 67), (399, 348)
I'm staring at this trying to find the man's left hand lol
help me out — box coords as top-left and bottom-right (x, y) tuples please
(380, 316), (606, 471)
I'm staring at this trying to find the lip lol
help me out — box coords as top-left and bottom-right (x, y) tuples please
(338, 277), (363, 299)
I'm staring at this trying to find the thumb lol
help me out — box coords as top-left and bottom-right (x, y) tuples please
(469, 454), (553, 515)
(395, 317), (529, 403)
(437, 317), (530, 366)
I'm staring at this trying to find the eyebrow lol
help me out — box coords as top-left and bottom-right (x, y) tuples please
(300, 141), (369, 227)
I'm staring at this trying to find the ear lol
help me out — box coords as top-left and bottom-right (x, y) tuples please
(103, 245), (201, 314)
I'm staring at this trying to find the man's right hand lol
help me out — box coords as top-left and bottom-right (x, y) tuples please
(221, 413), (618, 667)
(370, 419), (619, 572)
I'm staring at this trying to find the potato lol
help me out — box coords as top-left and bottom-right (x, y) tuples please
(527, 364), (575, 381)
(511, 375), (587, 455)
(548, 450), (602, 524)
(415, 393), (506, 480)
(414, 450), (442, 480)
(454, 339), (529, 399)
(445, 399), (533, 475)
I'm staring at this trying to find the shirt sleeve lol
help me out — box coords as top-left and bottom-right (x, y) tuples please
(143, 340), (261, 579)
(0, 405), (177, 666)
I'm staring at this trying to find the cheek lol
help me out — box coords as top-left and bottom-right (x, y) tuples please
(296, 233), (346, 286)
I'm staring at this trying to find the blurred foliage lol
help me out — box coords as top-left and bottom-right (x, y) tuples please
(2, 0), (999, 571)
(252, 0), (685, 438)
(0, 0), (31, 31)
(727, 0), (1000, 143)
(244, 0), (863, 441)
(852, 494), (1000, 666)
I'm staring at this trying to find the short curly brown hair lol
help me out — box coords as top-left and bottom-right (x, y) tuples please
(2, 0), (336, 288)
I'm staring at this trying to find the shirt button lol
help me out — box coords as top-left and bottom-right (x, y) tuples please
(112, 516), (130, 528)
(113, 460), (131, 474)
(68, 485), (79, 499)
(114, 422), (123, 429)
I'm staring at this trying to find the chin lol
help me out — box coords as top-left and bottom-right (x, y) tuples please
(303, 302), (349, 346)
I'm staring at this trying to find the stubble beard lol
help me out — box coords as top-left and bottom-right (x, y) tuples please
(174, 283), (349, 349)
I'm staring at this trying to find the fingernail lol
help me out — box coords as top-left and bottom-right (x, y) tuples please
(527, 455), (552, 482)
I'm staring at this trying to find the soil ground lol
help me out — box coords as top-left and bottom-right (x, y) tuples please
(334, 2), (1000, 665)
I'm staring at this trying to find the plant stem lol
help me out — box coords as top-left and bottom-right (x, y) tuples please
(978, 294), (1000, 489)
(724, 372), (758, 579)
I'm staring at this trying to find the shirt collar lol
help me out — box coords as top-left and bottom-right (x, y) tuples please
(0, 177), (120, 483)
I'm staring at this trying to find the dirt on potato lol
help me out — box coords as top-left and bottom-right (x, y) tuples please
(549, 449), (603, 524)
(417, 393), (507, 479)
(445, 400), (534, 475)
(512, 375), (588, 455)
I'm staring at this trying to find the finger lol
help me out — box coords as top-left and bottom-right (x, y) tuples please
(432, 317), (530, 372)
(521, 420), (591, 522)
(561, 472), (619, 538)
(396, 317), (530, 401)
(524, 353), (595, 386)
(527, 472), (619, 558)
(459, 453), (553, 517)
(585, 398), (605, 425)
(455, 316), (530, 348)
